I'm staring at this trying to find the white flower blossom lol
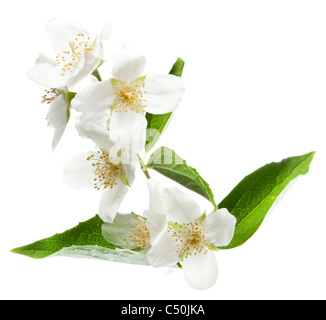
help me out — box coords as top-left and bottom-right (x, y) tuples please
(27, 19), (111, 149)
(144, 179), (236, 290)
(28, 18), (111, 89)
(63, 112), (146, 223)
(71, 45), (185, 132)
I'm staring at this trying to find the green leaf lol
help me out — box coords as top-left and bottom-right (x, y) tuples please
(145, 58), (185, 153)
(11, 215), (115, 259)
(11, 215), (150, 265)
(218, 151), (315, 249)
(168, 57), (185, 77)
(146, 146), (217, 209)
(145, 113), (173, 153)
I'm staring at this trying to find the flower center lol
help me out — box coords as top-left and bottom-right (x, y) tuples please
(168, 219), (209, 260)
(42, 88), (62, 104)
(86, 151), (121, 190)
(112, 80), (147, 113)
(56, 33), (94, 76)
(124, 216), (150, 250)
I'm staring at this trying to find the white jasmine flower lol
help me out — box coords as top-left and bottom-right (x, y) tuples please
(71, 45), (185, 130)
(27, 18), (111, 89)
(63, 113), (146, 223)
(144, 179), (236, 290)
(27, 19), (111, 149)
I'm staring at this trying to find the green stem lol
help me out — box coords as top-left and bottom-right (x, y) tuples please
(92, 68), (102, 82)
(137, 154), (151, 180)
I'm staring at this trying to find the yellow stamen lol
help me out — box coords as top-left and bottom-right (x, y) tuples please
(168, 219), (210, 260)
(86, 150), (121, 190)
(56, 34), (94, 76)
(41, 88), (62, 104)
(112, 80), (147, 113)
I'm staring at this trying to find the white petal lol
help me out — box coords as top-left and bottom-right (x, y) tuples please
(146, 229), (179, 267)
(63, 151), (97, 189)
(47, 94), (68, 150)
(109, 111), (147, 154)
(76, 112), (116, 152)
(100, 21), (112, 40)
(182, 251), (218, 290)
(144, 74), (185, 114)
(67, 52), (102, 89)
(47, 94), (68, 129)
(47, 18), (90, 53)
(93, 36), (104, 60)
(143, 209), (167, 245)
(204, 208), (237, 247)
(164, 187), (202, 224)
(93, 22), (112, 61)
(27, 60), (68, 88)
(101, 213), (142, 249)
(118, 148), (139, 166)
(98, 179), (129, 223)
(93, 22), (112, 58)
(112, 45), (146, 82)
(147, 179), (170, 215)
(35, 52), (56, 66)
(52, 125), (66, 151)
(76, 112), (109, 137)
(121, 163), (136, 186)
(71, 80), (116, 113)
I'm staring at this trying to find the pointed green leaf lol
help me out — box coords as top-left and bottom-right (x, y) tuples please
(11, 214), (149, 265)
(146, 146), (217, 209)
(145, 58), (185, 153)
(218, 151), (315, 249)
(11, 215), (116, 259)
(168, 57), (185, 77)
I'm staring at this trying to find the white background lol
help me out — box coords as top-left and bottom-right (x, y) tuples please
(1, 0), (326, 300)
